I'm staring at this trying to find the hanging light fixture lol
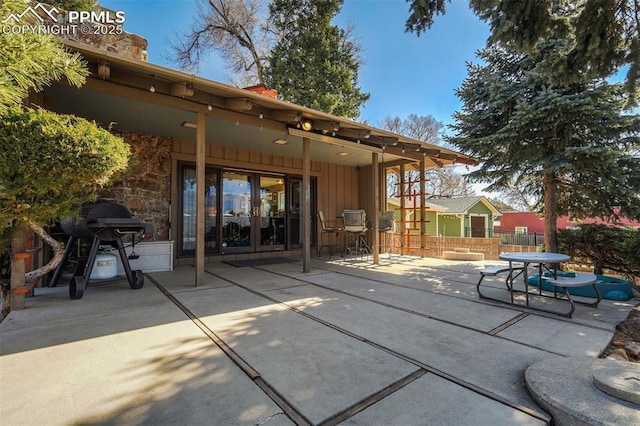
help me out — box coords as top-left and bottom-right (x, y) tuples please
(300, 118), (313, 131)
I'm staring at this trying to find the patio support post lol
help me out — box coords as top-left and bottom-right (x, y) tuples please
(195, 111), (205, 287)
(10, 230), (26, 310)
(302, 137), (311, 272)
(420, 157), (427, 255)
(380, 159), (387, 208)
(372, 152), (380, 264)
(400, 163), (406, 253)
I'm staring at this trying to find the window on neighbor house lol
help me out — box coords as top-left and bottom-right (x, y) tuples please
(515, 226), (528, 234)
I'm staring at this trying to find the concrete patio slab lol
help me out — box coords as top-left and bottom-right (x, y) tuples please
(2, 256), (636, 425)
(0, 283), (168, 337)
(260, 282), (556, 416)
(345, 373), (546, 425)
(148, 266), (230, 293)
(294, 269), (522, 332)
(496, 315), (614, 357)
(312, 258), (499, 300)
(173, 285), (419, 425)
(208, 262), (311, 292)
(342, 256), (634, 331)
(0, 284), (293, 426)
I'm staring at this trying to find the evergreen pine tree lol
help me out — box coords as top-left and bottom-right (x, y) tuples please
(406, 0), (640, 104)
(265, 0), (369, 119)
(449, 40), (640, 252)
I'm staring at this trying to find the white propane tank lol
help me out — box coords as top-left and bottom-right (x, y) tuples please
(90, 253), (118, 280)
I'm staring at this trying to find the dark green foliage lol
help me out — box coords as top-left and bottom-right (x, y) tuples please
(0, 107), (131, 250)
(448, 41), (640, 251)
(558, 225), (640, 281)
(0, 0), (88, 111)
(405, 0), (449, 34)
(49, 0), (97, 11)
(405, 0), (640, 105)
(265, 0), (369, 119)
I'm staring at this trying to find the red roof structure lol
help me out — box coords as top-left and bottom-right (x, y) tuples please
(497, 211), (640, 233)
(243, 84), (278, 98)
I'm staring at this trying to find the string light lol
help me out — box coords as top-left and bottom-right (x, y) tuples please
(207, 101), (212, 111)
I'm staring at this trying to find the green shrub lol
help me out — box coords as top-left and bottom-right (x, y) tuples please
(0, 107), (130, 249)
(557, 224), (640, 282)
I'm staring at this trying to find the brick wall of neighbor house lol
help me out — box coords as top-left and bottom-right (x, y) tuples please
(100, 131), (172, 240)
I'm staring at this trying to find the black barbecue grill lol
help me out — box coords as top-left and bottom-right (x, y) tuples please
(49, 201), (154, 299)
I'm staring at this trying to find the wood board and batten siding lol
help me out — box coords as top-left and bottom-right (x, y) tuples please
(170, 138), (360, 235)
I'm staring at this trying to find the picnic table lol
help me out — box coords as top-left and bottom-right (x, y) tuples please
(477, 252), (600, 318)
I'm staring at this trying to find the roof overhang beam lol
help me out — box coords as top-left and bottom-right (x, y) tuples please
(288, 128), (382, 153)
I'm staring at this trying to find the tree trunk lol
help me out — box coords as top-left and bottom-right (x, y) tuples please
(25, 222), (65, 282)
(4, 223), (65, 314)
(543, 171), (558, 253)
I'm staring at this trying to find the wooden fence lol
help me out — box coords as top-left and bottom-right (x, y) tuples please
(390, 234), (538, 260)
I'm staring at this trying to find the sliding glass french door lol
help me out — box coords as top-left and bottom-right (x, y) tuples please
(220, 171), (286, 254)
(180, 165), (218, 255)
(179, 164), (313, 256)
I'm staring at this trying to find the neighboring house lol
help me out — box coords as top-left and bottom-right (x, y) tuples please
(498, 212), (640, 234)
(387, 196), (501, 238)
(386, 198), (446, 236)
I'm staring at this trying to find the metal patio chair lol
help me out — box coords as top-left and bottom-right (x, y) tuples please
(378, 211), (395, 258)
(342, 209), (369, 258)
(317, 211), (342, 257)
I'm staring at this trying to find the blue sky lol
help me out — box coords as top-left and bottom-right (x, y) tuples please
(101, 0), (490, 130)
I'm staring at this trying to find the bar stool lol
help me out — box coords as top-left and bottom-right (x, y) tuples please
(342, 209), (369, 258)
(317, 211), (341, 257)
(378, 211), (395, 258)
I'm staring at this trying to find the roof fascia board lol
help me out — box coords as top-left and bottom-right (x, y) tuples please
(289, 128), (382, 153)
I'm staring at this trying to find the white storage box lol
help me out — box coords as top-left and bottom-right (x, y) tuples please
(115, 240), (174, 274)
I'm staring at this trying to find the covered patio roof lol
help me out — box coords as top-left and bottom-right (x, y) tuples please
(41, 39), (478, 282)
(50, 40), (477, 169)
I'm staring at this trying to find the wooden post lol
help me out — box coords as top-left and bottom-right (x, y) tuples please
(10, 230), (26, 310)
(372, 152), (380, 264)
(302, 137), (311, 272)
(400, 164), (406, 254)
(420, 157), (427, 256)
(195, 111), (205, 287)
(380, 159), (388, 255)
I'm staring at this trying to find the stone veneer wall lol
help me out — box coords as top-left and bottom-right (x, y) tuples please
(39, 3), (148, 61)
(100, 131), (172, 240)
